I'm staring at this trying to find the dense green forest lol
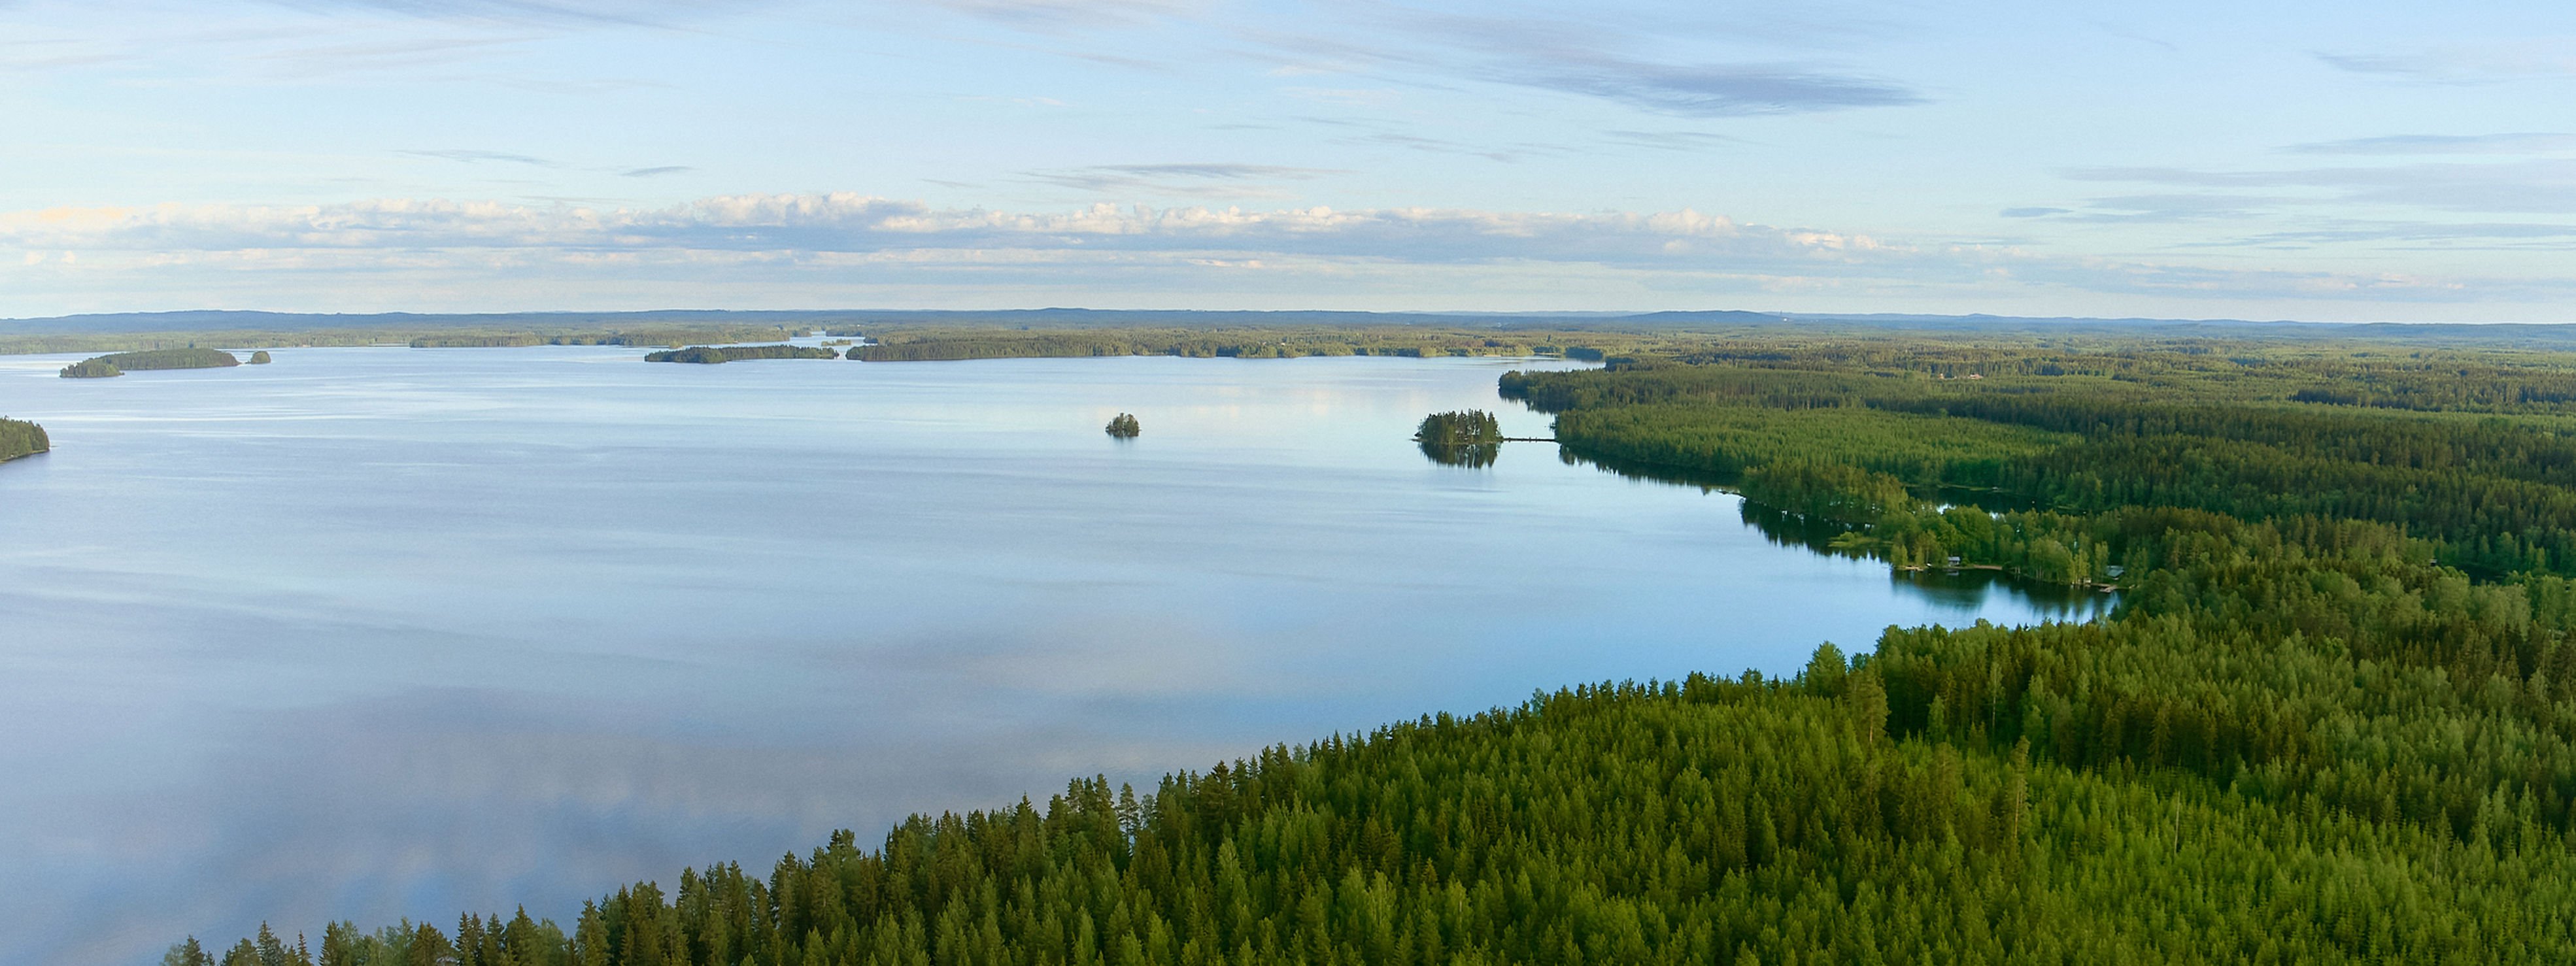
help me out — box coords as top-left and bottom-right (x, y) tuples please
(0, 322), (807, 356)
(1414, 410), (1504, 467)
(645, 345), (841, 364)
(92, 348), (241, 370)
(191, 329), (2576, 963)
(849, 327), (1638, 363)
(1413, 410), (1503, 447)
(59, 347), (240, 377)
(0, 417), (46, 461)
(413, 328), (798, 350)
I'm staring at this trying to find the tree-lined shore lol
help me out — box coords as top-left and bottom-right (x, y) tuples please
(0, 418), (46, 462)
(177, 324), (2576, 964)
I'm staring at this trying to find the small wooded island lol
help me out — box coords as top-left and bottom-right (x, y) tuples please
(248, 350), (272, 364)
(1414, 409), (1503, 446)
(0, 418), (48, 462)
(643, 344), (841, 364)
(1105, 412), (1141, 438)
(58, 348), (241, 378)
(1415, 410), (1504, 468)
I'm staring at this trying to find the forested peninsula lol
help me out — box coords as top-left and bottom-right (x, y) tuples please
(188, 327), (2576, 964)
(59, 348), (239, 378)
(848, 327), (1621, 363)
(646, 344), (841, 364)
(0, 417), (46, 462)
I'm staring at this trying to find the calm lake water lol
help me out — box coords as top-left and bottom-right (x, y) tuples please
(0, 347), (2104, 965)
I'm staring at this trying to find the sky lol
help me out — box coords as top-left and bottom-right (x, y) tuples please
(0, 0), (2571, 320)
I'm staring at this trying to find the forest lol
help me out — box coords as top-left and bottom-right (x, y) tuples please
(0, 417), (46, 461)
(60, 347), (241, 377)
(645, 345), (842, 364)
(848, 327), (1637, 363)
(186, 328), (2576, 964)
(1412, 410), (1503, 447)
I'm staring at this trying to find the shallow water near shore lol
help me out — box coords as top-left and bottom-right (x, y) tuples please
(0, 346), (2102, 965)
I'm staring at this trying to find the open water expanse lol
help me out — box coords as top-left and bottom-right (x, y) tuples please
(0, 346), (2106, 965)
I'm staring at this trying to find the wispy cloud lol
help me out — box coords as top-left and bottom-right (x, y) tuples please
(0, 191), (2541, 307)
(403, 148), (556, 167)
(1603, 129), (1740, 151)
(2282, 133), (2576, 156)
(264, 0), (752, 29)
(1504, 56), (1923, 116)
(2065, 158), (2576, 214)
(923, 0), (1197, 31)
(2216, 220), (2576, 250)
(1024, 163), (1344, 197)
(248, 32), (538, 75)
(619, 165), (693, 177)
(2318, 42), (2576, 82)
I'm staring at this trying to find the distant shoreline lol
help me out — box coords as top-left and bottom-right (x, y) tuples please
(9, 308), (2576, 358)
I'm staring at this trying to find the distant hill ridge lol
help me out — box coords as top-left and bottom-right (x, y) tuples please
(3, 307), (2571, 344)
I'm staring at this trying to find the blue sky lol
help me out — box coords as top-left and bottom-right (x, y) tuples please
(1, 0), (2570, 319)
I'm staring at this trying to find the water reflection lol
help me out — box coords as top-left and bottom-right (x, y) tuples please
(1417, 440), (1500, 467)
(0, 350), (2096, 966)
(1550, 448), (2117, 623)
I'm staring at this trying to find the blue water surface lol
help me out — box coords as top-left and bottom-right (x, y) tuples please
(0, 346), (2101, 965)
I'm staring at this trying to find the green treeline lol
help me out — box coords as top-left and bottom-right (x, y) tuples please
(1506, 339), (2576, 579)
(410, 327), (800, 349)
(98, 348), (242, 370)
(0, 417), (47, 461)
(190, 581), (2576, 964)
(1415, 410), (1503, 467)
(413, 335), (555, 348)
(1552, 405), (2068, 488)
(849, 327), (1659, 363)
(195, 330), (2576, 963)
(1414, 410), (1502, 446)
(645, 345), (842, 364)
(61, 347), (241, 377)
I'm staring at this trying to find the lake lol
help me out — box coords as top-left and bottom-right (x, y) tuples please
(0, 347), (2105, 965)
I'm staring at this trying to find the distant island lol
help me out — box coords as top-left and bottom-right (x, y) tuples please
(643, 344), (841, 364)
(849, 326), (1611, 362)
(1105, 412), (1140, 438)
(58, 347), (241, 378)
(1414, 410), (1504, 468)
(0, 418), (46, 462)
(1414, 409), (1502, 446)
(248, 350), (272, 364)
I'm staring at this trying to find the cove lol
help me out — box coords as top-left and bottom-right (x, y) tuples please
(0, 347), (2096, 966)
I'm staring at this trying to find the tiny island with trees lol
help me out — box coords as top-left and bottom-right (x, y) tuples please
(643, 344), (841, 364)
(58, 347), (242, 378)
(1414, 409), (1503, 446)
(0, 418), (47, 463)
(1104, 412), (1141, 438)
(1415, 409), (1506, 467)
(248, 350), (272, 364)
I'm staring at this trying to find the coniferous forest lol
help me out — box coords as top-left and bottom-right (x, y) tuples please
(0, 417), (47, 461)
(185, 329), (2576, 964)
(59, 347), (243, 377)
(645, 345), (841, 364)
(1412, 410), (1502, 447)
